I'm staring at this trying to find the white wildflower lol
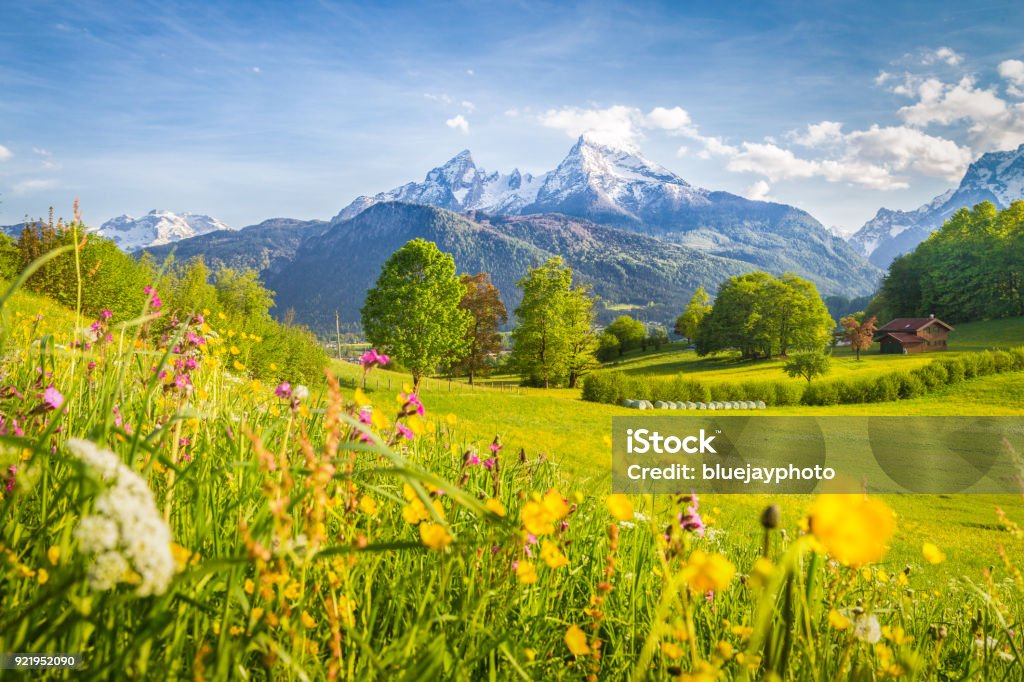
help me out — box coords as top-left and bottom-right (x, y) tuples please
(68, 439), (175, 596)
(853, 614), (882, 643)
(293, 385), (309, 400)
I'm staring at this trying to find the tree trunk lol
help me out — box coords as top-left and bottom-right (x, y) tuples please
(412, 372), (421, 393)
(468, 370), (474, 386)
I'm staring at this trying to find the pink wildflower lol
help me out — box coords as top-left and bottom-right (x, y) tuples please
(395, 422), (414, 440)
(43, 385), (64, 411)
(99, 309), (113, 321)
(275, 382), (292, 399)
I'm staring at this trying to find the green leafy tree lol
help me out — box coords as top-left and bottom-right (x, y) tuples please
(871, 201), (1024, 323)
(783, 349), (832, 383)
(596, 331), (620, 361)
(453, 272), (507, 385)
(510, 257), (597, 388)
(674, 286), (711, 340)
(604, 315), (646, 356)
(562, 286), (599, 388)
(695, 272), (834, 359)
(361, 239), (471, 390)
(647, 324), (669, 350)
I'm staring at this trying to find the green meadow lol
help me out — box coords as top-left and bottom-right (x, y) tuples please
(334, 317), (1024, 587)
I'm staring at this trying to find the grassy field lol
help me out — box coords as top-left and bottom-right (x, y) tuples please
(5, 272), (1024, 678)
(598, 316), (1024, 386)
(332, 317), (1024, 587)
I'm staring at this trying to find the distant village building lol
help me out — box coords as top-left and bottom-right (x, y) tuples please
(875, 316), (954, 354)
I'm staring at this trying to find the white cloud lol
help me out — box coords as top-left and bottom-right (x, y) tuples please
(998, 59), (1024, 85)
(0, 144), (11, 161)
(874, 71), (893, 86)
(923, 47), (963, 66)
(744, 180), (772, 201)
(896, 75), (1024, 151)
(251, 66), (261, 74)
(645, 106), (697, 135)
(844, 125), (972, 181)
(898, 76), (1006, 127)
(539, 105), (646, 148)
(425, 92), (453, 104)
(790, 121), (844, 147)
(445, 114), (470, 134)
(999, 59), (1024, 98)
(504, 108), (520, 117)
(466, 69), (474, 76)
(461, 100), (476, 112)
(12, 178), (57, 195)
(32, 147), (51, 157)
(538, 104), (701, 149)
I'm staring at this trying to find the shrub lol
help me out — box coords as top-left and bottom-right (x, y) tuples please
(991, 350), (1013, 373)
(975, 351), (995, 377)
(1010, 347), (1024, 371)
(709, 382), (741, 402)
(936, 358), (966, 384)
(893, 372), (925, 400)
(773, 382), (804, 406)
(801, 381), (839, 406)
(868, 374), (899, 403)
(836, 378), (871, 404)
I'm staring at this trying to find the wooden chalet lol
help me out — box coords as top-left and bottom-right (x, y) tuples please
(875, 316), (954, 354)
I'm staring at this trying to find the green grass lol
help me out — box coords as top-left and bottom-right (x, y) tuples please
(601, 317), (1024, 387)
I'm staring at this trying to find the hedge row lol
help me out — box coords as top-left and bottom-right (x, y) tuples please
(581, 347), (1024, 408)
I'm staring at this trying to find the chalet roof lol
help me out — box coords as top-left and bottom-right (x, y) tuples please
(878, 317), (955, 333)
(878, 332), (926, 345)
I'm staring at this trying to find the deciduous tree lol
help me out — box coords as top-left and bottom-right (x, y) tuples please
(361, 239), (471, 390)
(454, 272), (507, 385)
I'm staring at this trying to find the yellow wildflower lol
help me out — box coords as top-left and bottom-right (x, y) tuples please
(540, 541), (568, 569)
(269, 362), (278, 371)
(809, 494), (895, 566)
(233, 360), (245, 371)
(828, 609), (850, 630)
(359, 495), (378, 516)
(229, 345), (240, 355)
(922, 542), (946, 564)
(419, 523), (452, 551)
(301, 611), (317, 629)
(516, 561), (538, 584)
(37, 568), (49, 585)
(606, 494), (634, 521)
(565, 624), (591, 656)
(244, 579), (255, 595)
(484, 498), (507, 517)
(445, 413), (458, 425)
(520, 489), (570, 536)
(681, 550), (735, 593)
(662, 642), (684, 659)
(47, 545), (60, 566)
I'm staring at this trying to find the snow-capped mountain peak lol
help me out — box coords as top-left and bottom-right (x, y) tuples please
(850, 143), (1024, 267)
(95, 210), (232, 252)
(331, 149), (548, 223)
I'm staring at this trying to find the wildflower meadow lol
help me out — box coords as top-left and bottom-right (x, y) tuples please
(1, 243), (1023, 681)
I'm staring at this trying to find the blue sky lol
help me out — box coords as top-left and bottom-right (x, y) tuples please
(2, 0), (1024, 234)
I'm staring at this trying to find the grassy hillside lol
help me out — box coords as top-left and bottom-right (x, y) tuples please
(603, 316), (1024, 385)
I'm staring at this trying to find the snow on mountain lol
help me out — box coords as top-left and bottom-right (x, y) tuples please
(850, 143), (1024, 268)
(95, 210), (233, 251)
(331, 150), (546, 223)
(331, 135), (880, 296)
